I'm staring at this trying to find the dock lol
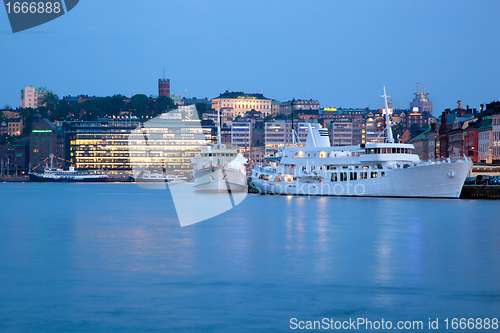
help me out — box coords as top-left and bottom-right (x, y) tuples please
(460, 185), (500, 200)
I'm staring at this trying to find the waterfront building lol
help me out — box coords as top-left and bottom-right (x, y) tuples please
(409, 132), (426, 161)
(279, 99), (320, 116)
(329, 119), (364, 146)
(492, 112), (500, 164)
(364, 110), (385, 143)
(211, 91), (272, 118)
(2, 118), (24, 136)
(180, 97), (211, 107)
(64, 118), (140, 173)
(0, 121), (7, 136)
(464, 121), (480, 163)
(271, 100), (281, 117)
(29, 112), (65, 170)
(20, 86), (52, 109)
(406, 109), (434, 130)
(66, 111), (206, 175)
(158, 78), (170, 97)
(408, 124), (439, 161)
(438, 104), (475, 158)
(447, 121), (467, 159)
(0, 141), (29, 175)
(321, 108), (367, 121)
(478, 117), (493, 163)
(128, 112), (206, 176)
(231, 121), (252, 149)
(250, 147), (266, 168)
(391, 110), (407, 124)
(296, 110), (321, 121)
(424, 125), (439, 161)
(170, 94), (184, 106)
(60, 94), (102, 105)
(20, 87), (36, 109)
(1, 109), (21, 119)
(400, 129), (411, 143)
(409, 83), (433, 114)
(264, 120), (321, 155)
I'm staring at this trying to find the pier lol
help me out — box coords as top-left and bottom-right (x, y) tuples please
(460, 185), (500, 199)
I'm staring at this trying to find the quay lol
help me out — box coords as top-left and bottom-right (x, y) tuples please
(0, 176), (29, 182)
(460, 185), (500, 199)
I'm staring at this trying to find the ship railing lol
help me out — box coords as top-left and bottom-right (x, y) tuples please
(254, 164), (278, 174)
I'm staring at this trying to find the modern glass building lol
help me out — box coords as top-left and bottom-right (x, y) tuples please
(63, 106), (208, 175)
(128, 112), (207, 176)
(64, 118), (140, 173)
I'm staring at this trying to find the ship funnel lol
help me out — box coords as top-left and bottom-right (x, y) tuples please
(305, 124), (330, 148)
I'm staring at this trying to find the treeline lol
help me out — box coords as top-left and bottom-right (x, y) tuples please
(36, 93), (176, 122)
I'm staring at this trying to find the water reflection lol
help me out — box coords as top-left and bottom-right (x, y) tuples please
(1, 184), (500, 331)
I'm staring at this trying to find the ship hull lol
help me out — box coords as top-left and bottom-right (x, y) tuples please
(193, 166), (247, 193)
(252, 161), (472, 198)
(29, 174), (108, 182)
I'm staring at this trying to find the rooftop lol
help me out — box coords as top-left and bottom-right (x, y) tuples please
(214, 91), (270, 100)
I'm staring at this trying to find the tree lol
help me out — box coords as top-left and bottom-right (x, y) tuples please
(19, 108), (38, 137)
(409, 123), (421, 138)
(43, 92), (59, 110)
(130, 94), (149, 118)
(155, 96), (175, 114)
(0, 134), (12, 145)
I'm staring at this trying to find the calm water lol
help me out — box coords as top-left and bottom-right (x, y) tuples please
(1, 183), (499, 332)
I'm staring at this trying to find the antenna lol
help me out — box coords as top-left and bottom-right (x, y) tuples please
(291, 99), (295, 146)
(217, 100), (221, 144)
(380, 87), (394, 144)
(163, 66), (166, 79)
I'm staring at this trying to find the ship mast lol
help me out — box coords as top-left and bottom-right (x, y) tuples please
(381, 86), (394, 144)
(291, 99), (295, 146)
(217, 100), (221, 145)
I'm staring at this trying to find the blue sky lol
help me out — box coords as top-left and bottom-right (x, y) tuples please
(1, 0), (499, 114)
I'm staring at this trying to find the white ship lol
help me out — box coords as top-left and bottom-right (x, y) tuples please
(191, 102), (248, 192)
(251, 88), (472, 198)
(130, 170), (187, 183)
(29, 155), (108, 182)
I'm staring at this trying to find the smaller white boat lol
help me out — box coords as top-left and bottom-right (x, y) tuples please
(190, 101), (248, 192)
(130, 170), (187, 183)
(29, 154), (108, 182)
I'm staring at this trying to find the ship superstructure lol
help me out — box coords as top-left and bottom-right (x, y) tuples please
(251, 88), (472, 198)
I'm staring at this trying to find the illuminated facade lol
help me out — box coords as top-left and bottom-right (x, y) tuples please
(492, 113), (500, 163)
(410, 83), (433, 114)
(264, 120), (320, 155)
(129, 113), (206, 176)
(0, 118), (23, 136)
(279, 99), (320, 116)
(364, 111), (385, 143)
(211, 91), (272, 118)
(64, 119), (139, 173)
(231, 121), (252, 149)
(65, 115), (206, 175)
(329, 119), (364, 146)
